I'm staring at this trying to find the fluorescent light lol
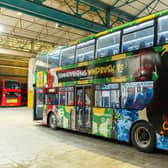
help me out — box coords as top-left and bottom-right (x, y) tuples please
(17, 12), (22, 16)
(0, 25), (4, 32)
(55, 23), (59, 28)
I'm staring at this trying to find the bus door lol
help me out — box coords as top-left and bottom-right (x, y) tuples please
(76, 86), (92, 131)
(33, 88), (44, 120)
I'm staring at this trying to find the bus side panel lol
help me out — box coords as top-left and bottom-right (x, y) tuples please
(147, 45), (168, 151)
(43, 104), (58, 125)
(57, 105), (76, 130)
(43, 104), (76, 129)
(92, 108), (113, 138)
(156, 134), (168, 151)
(92, 107), (138, 142)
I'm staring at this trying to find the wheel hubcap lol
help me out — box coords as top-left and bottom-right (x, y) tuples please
(135, 127), (151, 148)
(50, 114), (56, 128)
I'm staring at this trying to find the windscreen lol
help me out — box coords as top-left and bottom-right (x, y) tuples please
(5, 81), (20, 89)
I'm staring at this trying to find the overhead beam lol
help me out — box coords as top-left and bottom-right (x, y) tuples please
(0, 65), (28, 70)
(0, 58), (28, 63)
(0, 74), (27, 78)
(0, 0), (107, 33)
(0, 48), (35, 58)
(81, 0), (135, 21)
(135, 0), (156, 17)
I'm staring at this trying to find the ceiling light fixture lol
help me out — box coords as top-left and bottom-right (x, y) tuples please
(55, 23), (63, 28)
(0, 25), (4, 32)
(17, 12), (22, 16)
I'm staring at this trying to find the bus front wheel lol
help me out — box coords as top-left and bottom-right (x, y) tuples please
(131, 121), (156, 152)
(48, 112), (57, 129)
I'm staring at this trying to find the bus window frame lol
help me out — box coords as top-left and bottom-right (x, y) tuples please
(94, 83), (121, 109)
(47, 13), (168, 68)
(60, 46), (76, 66)
(76, 39), (96, 63)
(122, 20), (155, 53)
(120, 80), (154, 110)
(156, 14), (168, 46)
(96, 31), (121, 59)
(48, 50), (61, 68)
(58, 86), (75, 106)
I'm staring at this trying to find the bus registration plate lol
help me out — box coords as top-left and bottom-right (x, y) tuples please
(6, 99), (17, 103)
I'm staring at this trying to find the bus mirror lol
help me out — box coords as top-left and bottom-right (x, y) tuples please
(33, 83), (36, 88)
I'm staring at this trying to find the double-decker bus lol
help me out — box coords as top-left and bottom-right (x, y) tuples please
(0, 80), (21, 106)
(33, 9), (168, 152)
(21, 83), (28, 106)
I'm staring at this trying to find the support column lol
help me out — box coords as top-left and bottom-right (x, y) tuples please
(106, 9), (111, 28)
(28, 58), (36, 108)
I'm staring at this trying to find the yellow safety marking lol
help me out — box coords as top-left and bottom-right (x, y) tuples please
(93, 108), (105, 116)
(69, 40), (78, 46)
(28, 91), (33, 108)
(37, 71), (43, 87)
(58, 83), (62, 87)
(78, 80), (88, 85)
(111, 54), (126, 61)
(65, 106), (74, 113)
(56, 67), (62, 71)
(111, 76), (126, 82)
(96, 30), (109, 38)
(136, 14), (155, 24)
(162, 44), (168, 56)
(78, 61), (89, 67)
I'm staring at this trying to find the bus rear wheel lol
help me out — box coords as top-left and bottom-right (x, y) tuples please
(48, 113), (57, 129)
(131, 121), (156, 152)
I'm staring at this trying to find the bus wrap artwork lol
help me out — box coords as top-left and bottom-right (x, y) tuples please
(34, 8), (168, 152)
(55, 48), (157, 85)
(39, 46), (168, 151)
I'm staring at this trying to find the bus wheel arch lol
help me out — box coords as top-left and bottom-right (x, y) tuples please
(47, 111), (57, 129)
(130, 120), (156, 152)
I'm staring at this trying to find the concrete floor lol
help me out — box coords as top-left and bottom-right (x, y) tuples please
(0, 108), (168, 168)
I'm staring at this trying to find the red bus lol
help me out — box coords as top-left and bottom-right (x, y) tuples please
(21, 83), (28, 106)
(0, 80), (21, 106)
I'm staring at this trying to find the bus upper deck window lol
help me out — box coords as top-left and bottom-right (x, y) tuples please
(36, 54), (48, 72)
(76, 40), (95, 63)
(48, 49), (60, 68)
(158, 15), (168, 45)
(61, 46), (75, 66)
(122, 20), (154, 52)
(96, 31), (120, 58)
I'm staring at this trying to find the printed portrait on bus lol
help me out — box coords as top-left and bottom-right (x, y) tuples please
(147, 45), (168, 137)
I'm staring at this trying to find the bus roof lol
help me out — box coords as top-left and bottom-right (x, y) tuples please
(38, 8), (168, 58)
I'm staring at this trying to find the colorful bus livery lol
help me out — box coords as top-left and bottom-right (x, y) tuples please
(34, 9), (168, 152)
(0, 80), (21, 106)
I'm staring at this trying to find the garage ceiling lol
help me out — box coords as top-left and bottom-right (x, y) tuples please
(0, 0), (167, 81)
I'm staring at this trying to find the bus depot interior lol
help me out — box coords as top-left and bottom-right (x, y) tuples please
(0, 0), (168, 167)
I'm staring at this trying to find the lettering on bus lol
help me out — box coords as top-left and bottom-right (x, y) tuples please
(88, 65), (115, 75)
(58, 69), (88, 79)
(57, 55), (140, 82)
